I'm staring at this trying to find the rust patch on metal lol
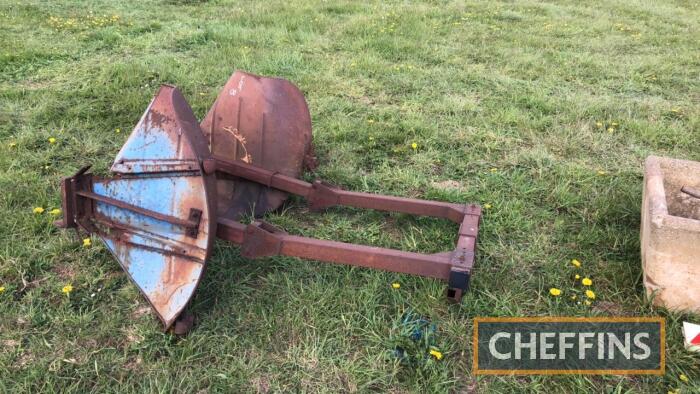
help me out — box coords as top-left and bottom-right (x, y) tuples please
(201, 71), (314, 219)
(55, 74), (483, 333)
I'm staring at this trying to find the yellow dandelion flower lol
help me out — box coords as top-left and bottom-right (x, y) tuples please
(62, 284), (73, 294)
(483, 203), (492, 209)
(9, 142), (17, 148)
(607, 127), (614, 133)
(48, 137), (56, 144)
(391, 282), (400, 289)
(49, 208), (61, 215)
(411, 142), (418, 150)
(429, 348), (443, 360)
(611, 122), (618, 126)
(597, 170), (607, 176)
(584, 300), (592, 306)
(571, 259), (581, 268)
(490, 168), (497, 173)
(82, 238), (91, 247)
(116, 128), (121, 133)
(680, 374), (689, 383)
(367, 119), (374, 124)
(668, 389), (680, 394)
(671, 108), (680, 113)
(582, 277), (592, 286)
(575, 274), (581, 280)
(0, 286), (5, 294)
(549, 288), (562, 296)
(585, 289), (596, 299)
(595, 122), (603, 128)
(33, 207), (45, 214)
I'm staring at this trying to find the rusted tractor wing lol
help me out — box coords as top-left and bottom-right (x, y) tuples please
(56, 86), (216, 331)
(200, 71), (315, 220)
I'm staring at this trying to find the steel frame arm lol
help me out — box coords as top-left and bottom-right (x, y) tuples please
(205, 156), (481, 301)
(203, 157), (467, 222)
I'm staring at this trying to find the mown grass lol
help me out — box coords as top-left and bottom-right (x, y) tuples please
(1, 0), (699, 392)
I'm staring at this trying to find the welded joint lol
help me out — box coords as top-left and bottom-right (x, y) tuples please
(201, 158), (217, 175)
(262, 171), (280, 188)
(463, 203), (482, 215)
(185, 209), (203, 238)
(308, 180), (340, 211)
(450, 247), (474, 268)
(445, 203), (481, 224)
(447, 247), (474, 302)
(55, 165), (93, 229)
(240, 221), (286, 258)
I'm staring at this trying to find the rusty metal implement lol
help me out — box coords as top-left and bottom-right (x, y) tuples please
(201, 71), (316, 220)
(56, 72), (482, 333)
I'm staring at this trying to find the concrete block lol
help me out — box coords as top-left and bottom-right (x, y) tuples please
(641, 155), (700, 312)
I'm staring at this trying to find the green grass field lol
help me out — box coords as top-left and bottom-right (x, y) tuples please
(1, 0), (699, 392)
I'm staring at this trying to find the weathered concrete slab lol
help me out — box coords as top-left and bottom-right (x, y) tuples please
(641, 155), (700, 312)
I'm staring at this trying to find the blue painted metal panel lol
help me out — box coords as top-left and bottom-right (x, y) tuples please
(102, 238), (203, 324)
(87, 85), (216, 330)
(93, 176), (209, 255)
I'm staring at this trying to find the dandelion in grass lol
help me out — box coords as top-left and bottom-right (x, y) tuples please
(575, 274), (581, 280)
(62, 284), (73, 295)
(49, 208), (61, 215)
(582, 277), (592, 286)
(48, 137), (56, 144)
(585, 290), (596, 299)
(429, 348), (443, 360)
(596, 122), (603, 128)
(607, 127), (614, 133)
(584, 300), (592, 306)
(571, 259), (581, 268)
(83, 238), (91, 247)
(680, 374), (689, 383)
(391, 282), (400, 289)
(116, 128), (121, 133)
(33, 207), (45, 214)
(597, 170), (607, 176)
(9, 142), (16, 148)
(0, 286), (5, 294)
(490, 168), (497, 173)
(549, 288), (562, 296)
(411, 142), (418, 150)
(367, 119), (374, 124)
(483, 203), (492, 209)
